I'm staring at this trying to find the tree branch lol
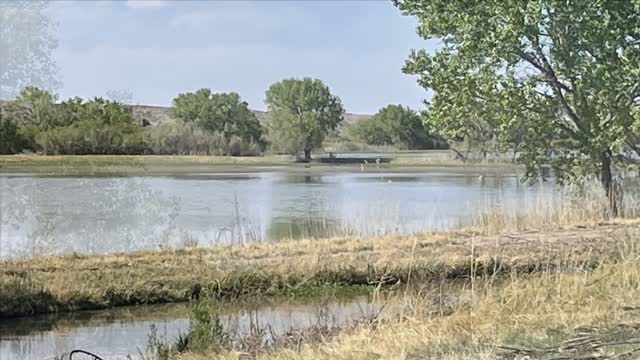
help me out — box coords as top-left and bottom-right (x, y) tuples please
(525, 39), (593, 139)
(516, 49), (573, 93)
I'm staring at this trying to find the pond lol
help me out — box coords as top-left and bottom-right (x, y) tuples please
(0, 169), (554, 258)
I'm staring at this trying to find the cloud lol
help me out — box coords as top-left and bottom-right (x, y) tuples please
(125, 0), (166, 10)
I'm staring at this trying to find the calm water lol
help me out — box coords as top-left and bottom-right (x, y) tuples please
(0, 170), (554, 258)
(0, 297), (386, 360)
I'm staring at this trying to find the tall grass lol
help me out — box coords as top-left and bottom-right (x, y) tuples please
(247, 261), (640, 360)
(161, 253), (640, 359)
(472, 177), (640, 234)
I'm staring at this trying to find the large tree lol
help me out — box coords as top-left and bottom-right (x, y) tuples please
(0, 1), (60, 99)
(265, 77), (344, 161)
(395, 0), (640, 214)
(349, 104), (446, 149)
(170, 88), (262, 145)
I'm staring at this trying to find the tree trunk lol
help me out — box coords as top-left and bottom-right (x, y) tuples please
(600, 151), (619, 217)
(512, 143), (520, 163)
(304, 149), (311, 161)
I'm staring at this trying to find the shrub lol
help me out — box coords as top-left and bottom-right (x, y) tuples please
(349, 105), (448, 150)
(145, 120), (262, 156)
(0, 111), (28, 154)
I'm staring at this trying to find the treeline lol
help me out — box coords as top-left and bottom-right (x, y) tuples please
(0, 86), (263, 156)
(0, 79), (447, 158)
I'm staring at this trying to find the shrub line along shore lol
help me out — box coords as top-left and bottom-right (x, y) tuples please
(2, 219), (638, 319)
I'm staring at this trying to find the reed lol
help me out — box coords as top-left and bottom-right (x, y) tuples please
(471, 178), (640, 234)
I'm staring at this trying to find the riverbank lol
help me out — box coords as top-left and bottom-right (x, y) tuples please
(194, 260), (640, 360)
(0, 154), (523, 175)
(2, 218), (639, 318)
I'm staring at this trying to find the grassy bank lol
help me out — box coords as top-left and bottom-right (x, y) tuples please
(2, 218), (639, 318)
(181, 260), (640, 360)
(0, 154), (291, 173)
(0, 153), (522, 174)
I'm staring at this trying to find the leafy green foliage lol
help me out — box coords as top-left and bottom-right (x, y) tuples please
(4, 86), (57, 129)
(35, 97), (146, 155)
(2, 87), (264, 156)
(4, 88), (145, 155)
(349, 104), (447, 149)
(170, 88), (263, 149)
(0, 110), (27, 154)
(265, 77), (344, 160)
(395, 0), (640, 192)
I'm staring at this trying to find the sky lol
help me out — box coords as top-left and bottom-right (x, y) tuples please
(47, 0), (437, 114)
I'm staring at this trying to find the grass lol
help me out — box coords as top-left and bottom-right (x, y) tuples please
(2, 217), (639, 318)
(3, 182), (640, 359)
(0, 152), (521, 174)
(0, 154), (292, 173)
(182, 260), (640, 360)
(155, 187), (640, 360)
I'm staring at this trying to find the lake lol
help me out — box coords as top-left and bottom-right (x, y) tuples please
(0, 169), (554, 258)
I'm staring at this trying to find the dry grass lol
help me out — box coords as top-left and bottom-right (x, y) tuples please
(189, 260), (640, 360)
(2, 218), (639, 318)
(471, 180), (640, 234)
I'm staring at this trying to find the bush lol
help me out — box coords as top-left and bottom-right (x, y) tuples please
(33, 102), (147, 155)
(145, 120), (262, 156)
(348, 104), (448, 150)
(2, 86), (264, 156)
(34, 124), (147, 155)
(0, 111), (28, 154)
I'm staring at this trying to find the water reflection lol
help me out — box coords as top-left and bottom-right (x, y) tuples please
(0, 298), (384, 360)
(0, 171), (554, 258)
(267, 218), (347, 240)
(0, 176), (181, 258)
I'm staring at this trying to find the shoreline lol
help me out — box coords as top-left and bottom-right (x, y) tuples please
(0, 154), (523, 175)
(2, 219), (638, 319)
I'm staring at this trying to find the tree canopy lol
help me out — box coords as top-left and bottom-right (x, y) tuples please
(265, 77), (344, 160)
(3, 87), (146, 154)
(395, 0), (640, 213)
(349, 104), (447, 149)
(170, 88), (263, 146)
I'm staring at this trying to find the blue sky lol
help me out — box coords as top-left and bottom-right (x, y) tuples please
(48, 0), (437, 114)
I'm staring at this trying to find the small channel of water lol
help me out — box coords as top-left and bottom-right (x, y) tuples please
(0, 296), (386, 360)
